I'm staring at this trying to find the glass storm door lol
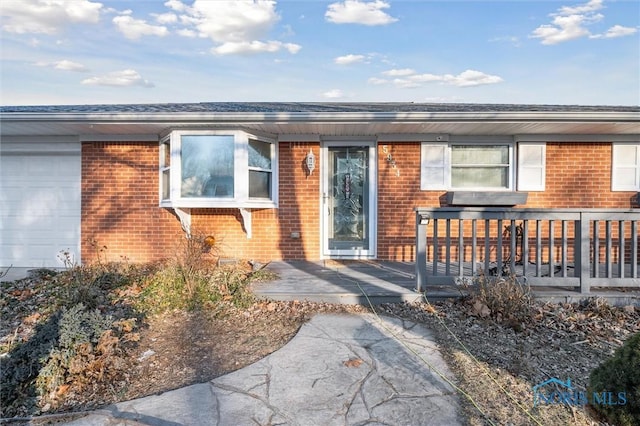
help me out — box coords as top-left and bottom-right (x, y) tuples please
(322, 144), (376, 257)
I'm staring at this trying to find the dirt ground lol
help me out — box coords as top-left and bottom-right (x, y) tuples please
(1, 272), (639, 425)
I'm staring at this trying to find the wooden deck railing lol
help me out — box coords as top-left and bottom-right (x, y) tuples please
(415, 208), (640, 294)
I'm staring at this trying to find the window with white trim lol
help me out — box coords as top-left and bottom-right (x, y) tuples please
(160, 130), (278, 208)
(612, 143), (640, 191)
(421, 140), (547, 192)
(421, 141), (514, 190)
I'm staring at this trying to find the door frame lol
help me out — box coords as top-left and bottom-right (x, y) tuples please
(320, 139), (377, 259)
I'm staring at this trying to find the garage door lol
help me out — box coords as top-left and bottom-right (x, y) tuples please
(1, 148), (81, 267)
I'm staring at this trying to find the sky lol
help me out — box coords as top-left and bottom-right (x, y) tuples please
(0, 0), (638, 106)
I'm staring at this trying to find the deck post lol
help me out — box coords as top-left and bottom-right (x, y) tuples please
(415, 210), (428, 293)
(578, 212), (591, 294)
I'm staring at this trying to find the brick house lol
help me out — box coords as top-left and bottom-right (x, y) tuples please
(1, 102), (638, 268)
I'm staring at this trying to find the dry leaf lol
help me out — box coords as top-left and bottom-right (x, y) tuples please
(343, 358), (363, 368)
(56, 384), (70, 397)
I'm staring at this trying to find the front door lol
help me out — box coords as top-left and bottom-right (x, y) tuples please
(322, 142), (376, 258)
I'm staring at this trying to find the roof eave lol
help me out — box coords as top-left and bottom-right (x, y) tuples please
(2, 111), (639, 124)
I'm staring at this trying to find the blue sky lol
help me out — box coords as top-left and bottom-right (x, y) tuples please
(1, 0), (638, 106)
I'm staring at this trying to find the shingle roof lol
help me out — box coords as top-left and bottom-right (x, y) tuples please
(2, 102), (639, 114)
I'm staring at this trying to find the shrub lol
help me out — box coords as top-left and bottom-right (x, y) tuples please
(468, 273), (533, 329)
(589, 333), (640, 426)
(0, 313), (61, 416)
(134, 231), (257, 313)
(35, 304), (116, 407)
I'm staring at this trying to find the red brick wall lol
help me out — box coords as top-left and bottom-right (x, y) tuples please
(527, 142), (638, 208)
(81, 142), (181, 263)
(82, 141), (637, 264)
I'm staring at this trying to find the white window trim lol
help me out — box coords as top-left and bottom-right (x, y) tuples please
(159, 130), (278, 208)
(421, 138), (515, 191)
(611, 142), (640, 191)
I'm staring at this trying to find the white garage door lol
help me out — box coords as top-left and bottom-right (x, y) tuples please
(1, 145), (81, 268)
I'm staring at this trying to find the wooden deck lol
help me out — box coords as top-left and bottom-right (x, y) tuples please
(252, 260), (640, 306)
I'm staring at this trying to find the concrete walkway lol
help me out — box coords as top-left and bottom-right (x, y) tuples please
(65, 313), (463, 425)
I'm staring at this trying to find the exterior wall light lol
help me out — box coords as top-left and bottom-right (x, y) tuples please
(306, 149), (316, 176)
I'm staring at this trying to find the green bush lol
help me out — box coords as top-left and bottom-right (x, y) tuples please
(589, 332), (640, 426)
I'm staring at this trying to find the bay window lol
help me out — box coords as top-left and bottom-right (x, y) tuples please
(160, 130), (277, 208)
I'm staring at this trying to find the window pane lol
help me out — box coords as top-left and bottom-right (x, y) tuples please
(249, 139), (272, 170)
(181, 135), (234, 198)
(452, 167), (508, 188)
(161, 142), (171, 168)
(162, 170), (170, 200)
(249, 170), (271, 198)
(452, 145), (508, 165)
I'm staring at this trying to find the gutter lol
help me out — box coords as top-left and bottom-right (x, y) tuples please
(1, 111), (639, 124)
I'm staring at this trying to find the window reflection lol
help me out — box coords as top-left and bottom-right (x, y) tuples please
(181, 135), (234, 198)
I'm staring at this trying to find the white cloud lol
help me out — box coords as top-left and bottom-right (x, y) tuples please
(113, 15), (169, 40)
(165, 0), (298, 55)
(367, 77), (388, 85)
(393, 78), (421, 89)
(530, 0), (635, 44)
(591, 24), (638, 39)
(441, 70), (504, 87)
(35, 60), (90, 72)
(165, 0), (189, 13)
(373, 69), (503, 88)
(322, 89), (344, 99)
(1, 0), (102, 34)
(558, 0), (603, 15)
(326, 0), (398, 26)
(153, 12), (178, 25)
(212, 40), (301, 55)
(81, 69), (155, 88)
(382, 68), (415, 76)
(334, 54), (365, 65)
(176, 28), (197, 37)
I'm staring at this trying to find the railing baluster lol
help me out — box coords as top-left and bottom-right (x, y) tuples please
(484, 219), (490, 275)
(523, 220), (529, 277)
(471, 220), (477, 276)
(593, 220), (600, 278)
(458, 219), (464, 278)
(536, 220), (542, 277)
(606, 220), (612, 278)
(497, 219), (503, 275)
(579, 213), (591, 293)
(510, 219), (517, 274)
(619, 220), (625, 279)
(562, 220), (568, 277)
(549, 220), (555, 277)
(433, 219), (439, 276)
(445, 220), (451, 276)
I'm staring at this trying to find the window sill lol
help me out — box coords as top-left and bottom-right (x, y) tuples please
(160, 200), (278, 209)
(445, 191), (528, 206)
